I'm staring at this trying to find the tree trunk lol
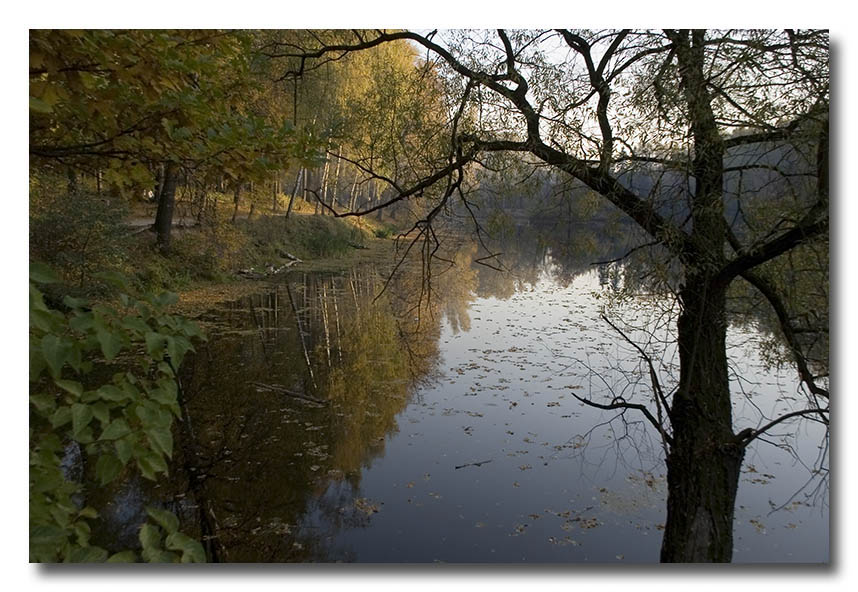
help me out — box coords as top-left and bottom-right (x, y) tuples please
(318, 154), (330, 215)
(154, 163), (165, 202)
(284, 168), (303, 223)
(659, 29), (740, 563)
(348, 173), (359, 211)
(301, 167), (310, 204)
(660, 277), (743, 562)
(66, 167), (78, 194)
(154, 162), (179, 252)
(330, 149), (341, 211)
(272, 173), (279, 213)
(231, 183), (241, 223)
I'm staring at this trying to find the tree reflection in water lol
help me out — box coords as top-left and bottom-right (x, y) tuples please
(86, 227), (827, 562)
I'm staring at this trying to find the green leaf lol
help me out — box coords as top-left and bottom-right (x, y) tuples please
(95, 454), (124, 485)
(91, 402), (109, 425)
(121, 316), (150, 335)
(165, 532), (206, 563)
(145, 332), (165, 359)
(148, 383), (178, 408)
(136, 403), (171, 428)
(146, 426), (173, 459)
(78, 507), (99, 519)
(97, 384), (129, 402)
(30, 284), (49, 313)
(146, 507), (179, 534)
(96, 329), (122, 361)
(137, 452), (168, 480)
(30, 262), (59, 283)
(66, 545), (106, 563)
(30, 524), (67, 546)
(31, 309), (59, 332)
(62, 295), (87, 310)
(106, 550), (137, 563)
(50, 406), (72, 428)
(69, 312), (94, 333)
(30, 393), (56, 413)
(73, 426), (95, 444)
(139, 523), (162, 550)
(71, 403), (93, 436)
(114, 437), (133, 464)
(143, 549), (178, 563)
(100, 418), (131, 441)
(55, 379), (83, 398)
(40, 334), (67, 378)
(30, 347), (47, 381)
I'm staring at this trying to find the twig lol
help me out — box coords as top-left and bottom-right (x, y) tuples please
(454, 459), (493, 470)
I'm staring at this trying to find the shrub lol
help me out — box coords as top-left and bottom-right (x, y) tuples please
(29, 263), (206, 562)
(30, 182), (130, 295)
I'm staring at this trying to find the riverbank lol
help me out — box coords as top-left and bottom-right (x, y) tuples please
(30, 184), (403, 316)
(171, 235), (396, 318)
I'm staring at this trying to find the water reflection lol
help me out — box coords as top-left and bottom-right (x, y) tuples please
(88, 231), (827, 562)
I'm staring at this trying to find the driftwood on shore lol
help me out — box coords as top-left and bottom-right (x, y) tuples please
(251, 382), (328, 406)
(237, 258), (302, 279)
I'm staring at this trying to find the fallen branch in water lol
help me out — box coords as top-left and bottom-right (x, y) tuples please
(251, 382), (328, 406)
(454, 459), (492, 470)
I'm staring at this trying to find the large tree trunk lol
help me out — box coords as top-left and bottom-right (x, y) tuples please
(659, 29), (741, 562)
(154, 161), (179, 252)
(660, 278), (743, 562)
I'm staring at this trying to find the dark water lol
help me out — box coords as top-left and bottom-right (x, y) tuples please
(91, 242), (829, 562)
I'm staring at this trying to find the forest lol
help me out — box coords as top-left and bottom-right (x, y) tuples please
(29, 29), (829, 564)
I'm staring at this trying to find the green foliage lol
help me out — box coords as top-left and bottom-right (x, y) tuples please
(373, 226), (396, 239)
(30, 30), (315, 195)
(29, 263), (206, 562)
(137, 507), (206, 563)
(29, 180), (129, 294)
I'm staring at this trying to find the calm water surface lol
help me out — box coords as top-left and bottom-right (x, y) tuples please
(96, 246), (829, 562)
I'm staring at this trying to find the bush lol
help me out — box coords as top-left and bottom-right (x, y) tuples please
(30, 182), (130, 295)
(29, 263), (206, 562)
(374, 226), (396, 239)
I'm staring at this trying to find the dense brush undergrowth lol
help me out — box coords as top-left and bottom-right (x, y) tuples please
(30, 178), (388, 301)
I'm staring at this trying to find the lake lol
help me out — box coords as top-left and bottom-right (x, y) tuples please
(93, 239), (829, 563)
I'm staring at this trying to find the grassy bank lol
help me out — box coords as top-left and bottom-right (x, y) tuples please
(30, 184), (400, 314)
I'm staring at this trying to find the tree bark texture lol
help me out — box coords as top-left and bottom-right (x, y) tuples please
(660, 279), (743, 562)
(154, 161), (179, 252)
